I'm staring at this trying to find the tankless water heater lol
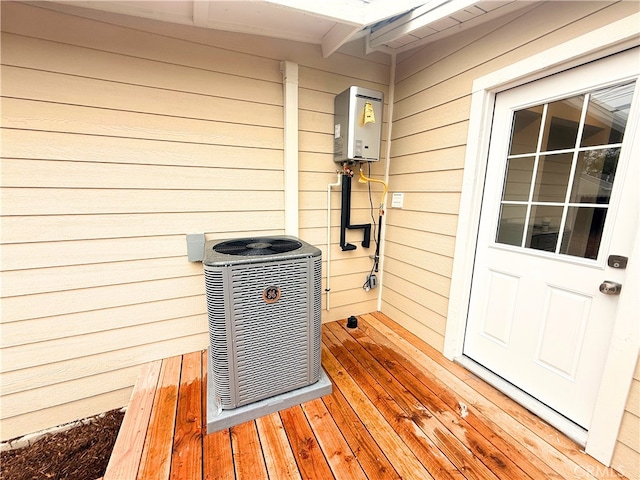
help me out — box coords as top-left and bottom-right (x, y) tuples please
(334, 86), (383, 163)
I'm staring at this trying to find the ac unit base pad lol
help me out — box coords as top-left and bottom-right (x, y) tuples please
(206, 360), (332, 434)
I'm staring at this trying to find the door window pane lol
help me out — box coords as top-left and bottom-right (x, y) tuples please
(570, 148), (620, 204)
(496, 205), (527, 246)
(541, 96), (584, 151)
(525, 205), (564, 252)
(532, 153), (573, 203)
(502, 156), (535, 201)
(560, 207), (607, 260)
(581, 83), (633, 147)
(494, 80), (635, 260)
(509, 105), (543, 155)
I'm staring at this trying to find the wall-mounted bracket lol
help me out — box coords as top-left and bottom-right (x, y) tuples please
(340, 174), (371, 251)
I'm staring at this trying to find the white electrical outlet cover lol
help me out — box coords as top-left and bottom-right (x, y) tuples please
(391, 192), (404, 208)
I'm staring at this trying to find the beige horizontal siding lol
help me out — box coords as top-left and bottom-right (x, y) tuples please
(612, 356), (640, 480)
(391, 122), (469, 158)
(3, 315), (207, 374)
(1, 188), (285, 216)
(1, 296), (206, 348)
(1, 276), (204, 324)
(381, 0), (638, 351)
(1, 158), (283, 191)
(1, 334), (206, 398)
(0, 35), (283, 105)
(1, 257), (202, 297)
(1, 129), (284, 169)
(4, 99), (282, 148)
(386, 210), (458, 238)
(1, 236), (183, 270)
(0, 1), (389, 440)
(2, 8), (282, 82)
(384, 225), (456, 257)
(2, 66), (283, 128)
(1, 212), (285, 244)
(391, 97), (471, 140)
(385, 146), (467, 175)
(1, 389), (133, 443)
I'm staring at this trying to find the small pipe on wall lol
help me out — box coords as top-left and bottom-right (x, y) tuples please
(326, 171), (342, 310)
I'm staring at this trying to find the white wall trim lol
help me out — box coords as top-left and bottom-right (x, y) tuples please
(281, 61), (299, 236)
(377, 52), (397, 312)
(444, 12), (640, 465)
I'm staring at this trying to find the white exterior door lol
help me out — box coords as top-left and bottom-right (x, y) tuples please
(464, 48), (639, 429)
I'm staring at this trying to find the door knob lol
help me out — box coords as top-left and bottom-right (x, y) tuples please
(599, 281), (622, 295)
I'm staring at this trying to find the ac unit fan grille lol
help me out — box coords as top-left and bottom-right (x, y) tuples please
(213, 237), (302, 256)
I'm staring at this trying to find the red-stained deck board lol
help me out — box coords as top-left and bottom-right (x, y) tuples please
(102, 314), (626, 480)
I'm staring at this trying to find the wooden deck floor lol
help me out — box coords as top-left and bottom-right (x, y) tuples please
(103, 312), (626, 480)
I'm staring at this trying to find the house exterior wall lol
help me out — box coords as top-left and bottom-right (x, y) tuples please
(381, 1), (639, 475)
(381, 0), (639, 351)
(612, 354), (640, 480)
(0, 1), (389, 440)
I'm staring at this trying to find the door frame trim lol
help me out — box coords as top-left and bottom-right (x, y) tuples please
(444, 13), (640, 465)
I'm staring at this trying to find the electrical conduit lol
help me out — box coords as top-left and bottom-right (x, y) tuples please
(359, 167), (388, 275)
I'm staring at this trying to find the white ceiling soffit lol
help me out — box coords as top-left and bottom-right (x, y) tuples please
(50, 0), (530, 57)
(367, 0), (532, 54)
(52, 0), (427, 56)
(267, 0), (431, 56)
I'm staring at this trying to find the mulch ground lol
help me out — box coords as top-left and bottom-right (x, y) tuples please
(1, 409), (124, 480)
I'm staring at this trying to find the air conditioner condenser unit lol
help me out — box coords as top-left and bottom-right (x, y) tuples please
(203, 235), (332, 433)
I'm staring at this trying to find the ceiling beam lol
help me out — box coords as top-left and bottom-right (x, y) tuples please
(266, 0), (364, 25)
(322, 23), (363, 57)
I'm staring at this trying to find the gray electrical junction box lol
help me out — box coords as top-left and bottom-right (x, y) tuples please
(334, 86), (383, 163)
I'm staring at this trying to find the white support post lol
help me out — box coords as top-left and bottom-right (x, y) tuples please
(377, 52), (396, 312)
(281, 61), (299, 237)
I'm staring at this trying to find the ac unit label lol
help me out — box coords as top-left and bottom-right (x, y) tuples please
(262, 286), (281, 304)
